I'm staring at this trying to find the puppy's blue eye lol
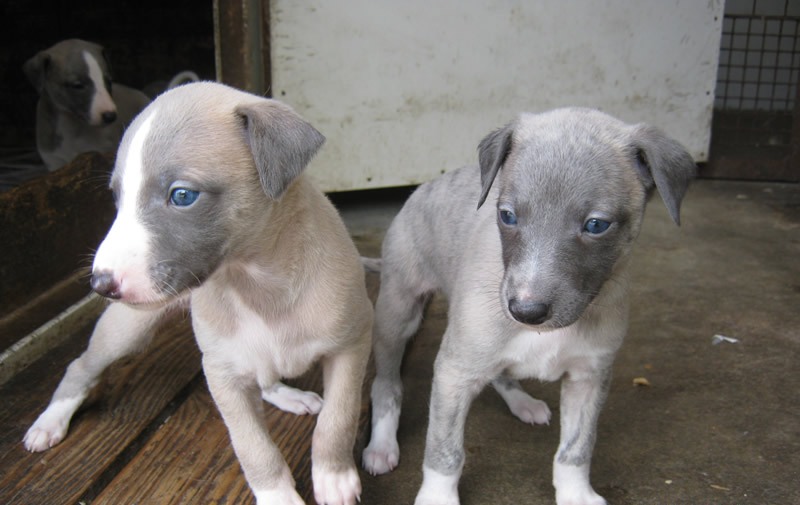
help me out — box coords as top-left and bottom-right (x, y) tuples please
(584, 218), (611, 234)
(499, 209), (517, 226)
(169, 188), (199, 207)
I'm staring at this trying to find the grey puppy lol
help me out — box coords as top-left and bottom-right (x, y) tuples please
(24, 82), (372, 505)
(24, 39), (151, 171)
(362, 108), (695, 505)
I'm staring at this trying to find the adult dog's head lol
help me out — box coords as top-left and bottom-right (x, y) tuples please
(24, 39), (119, 126)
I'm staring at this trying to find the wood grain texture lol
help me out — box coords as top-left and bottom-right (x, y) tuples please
(0, 317), (201, 505)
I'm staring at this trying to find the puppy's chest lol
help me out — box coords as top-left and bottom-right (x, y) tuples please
(193, 291), (330, 380)
(500, 327), (604, 381)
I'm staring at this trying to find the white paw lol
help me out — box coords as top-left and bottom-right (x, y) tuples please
(23, 424), (66, 452)
(22, 399), (80, 452)
(414, 491), (460, 505)
(362, 413), (400, 475)
(414, 466), (460, 505)
(261, 382), (323, 415)
(508, 394), (551, 425)
(253, 484), (305, 505)
(362, 437), (399, 475)
(312, 466), (361, 505)
(556, 489), (607, 505)
(554, 462), (606, 505)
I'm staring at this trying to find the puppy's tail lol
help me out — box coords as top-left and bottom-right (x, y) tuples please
(167, 70), (200, 89)
(361, 256), (382, 273)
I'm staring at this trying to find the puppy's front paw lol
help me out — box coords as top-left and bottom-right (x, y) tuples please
(414, 466), (460, 505)
(312, 466), (361, 505)
(23, 401), (77, 452)
(253, 485), (305, 505)
(261, 382), (323, 415)
(556, 489), (607, 505)
(362, 437), (399, 475)
(23, 424), (66, 452)
(414, 492), (460, 505)
(554, 462), (606, 505)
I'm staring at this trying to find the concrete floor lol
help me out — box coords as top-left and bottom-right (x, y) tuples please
(338, 178), (800, 505)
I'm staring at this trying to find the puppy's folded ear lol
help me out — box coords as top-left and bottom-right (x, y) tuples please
(477, 121), (514, 209)
(23, 51), (50, 93)
(236, 101), (325, 200)
(629, 124), (697, 225)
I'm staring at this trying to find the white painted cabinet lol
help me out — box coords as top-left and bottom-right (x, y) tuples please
(271, 1), (724, 192)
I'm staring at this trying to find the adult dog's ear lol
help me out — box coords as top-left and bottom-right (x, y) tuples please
(101, 48), (115, 81)
(23, 51), (50, 93)
(629, 124), (697, 225)
(477, 121), (514, 209)
(236, 100), (325, 200)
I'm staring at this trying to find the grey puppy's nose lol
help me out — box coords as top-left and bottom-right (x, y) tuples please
(508, 297), (550, 325)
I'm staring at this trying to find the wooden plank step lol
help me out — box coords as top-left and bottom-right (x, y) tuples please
(0, 317), (201, 505)
(92, 367), (372, 504)
(93, 378), (320, 504)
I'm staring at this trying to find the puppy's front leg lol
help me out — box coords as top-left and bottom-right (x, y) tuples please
(203, 359), (304, 505)
(416, 354), (486, 505)
(24, 301), (176, 452)
(312, 338), (370, 505)
(553, 367), (612, 505)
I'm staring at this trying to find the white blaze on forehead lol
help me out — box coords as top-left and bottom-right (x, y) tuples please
(92, 111), (158, 302)
(82, 50), (116, 125)
(120, 110), (157, 211)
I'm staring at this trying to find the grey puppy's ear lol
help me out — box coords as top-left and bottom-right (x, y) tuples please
(476, 121), (514, 209)
(23, 51), (50, 92)
(629, 124), (697, 225)
(236, 100), (325, 200)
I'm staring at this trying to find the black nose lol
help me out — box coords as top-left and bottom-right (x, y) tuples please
(508, 298), (550, 325)
(101, 111), (117, 124)
(91, 270), (121, 299)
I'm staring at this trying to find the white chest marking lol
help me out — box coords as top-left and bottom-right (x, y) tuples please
(500, 324), (606, 382)
(501, 328), (571, 381)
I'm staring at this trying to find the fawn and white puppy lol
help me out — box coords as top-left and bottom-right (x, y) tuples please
(362, 108), (696, 505)
(24, 82), (373, 505)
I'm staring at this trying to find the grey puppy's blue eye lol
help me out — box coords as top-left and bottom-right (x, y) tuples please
(584, 218), (611, 234)
(499, 209), (517, 226)
(170, 188), (199, 207)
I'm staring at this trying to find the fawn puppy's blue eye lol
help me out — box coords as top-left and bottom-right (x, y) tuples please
(584, 218), (611, 234)
(169, 188), (199, 207)
(499, 209), (517, 226)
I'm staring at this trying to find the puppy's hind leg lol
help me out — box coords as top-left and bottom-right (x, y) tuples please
(261, 381), (323, 415)
(492, 375), (551, 425)
(363, 276), (430, 475)
(23, 300), (179, 452)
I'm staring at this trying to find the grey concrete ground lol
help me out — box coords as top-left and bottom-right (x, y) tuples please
(338, 178), (800, 505)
